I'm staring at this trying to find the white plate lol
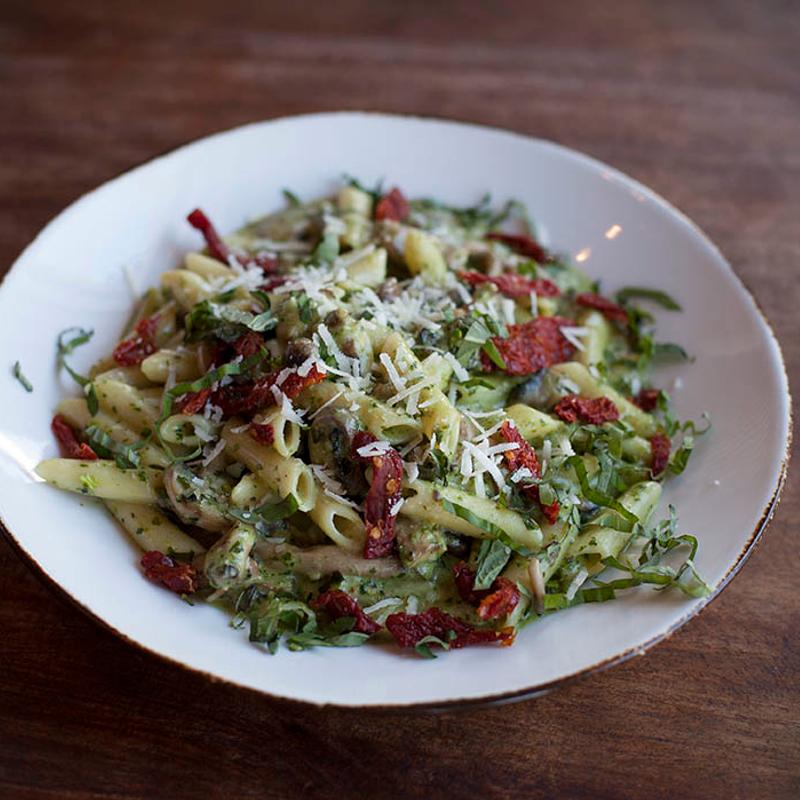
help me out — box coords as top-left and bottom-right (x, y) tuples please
(0, 113), (790, 708)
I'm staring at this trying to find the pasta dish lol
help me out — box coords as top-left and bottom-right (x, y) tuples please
(35, 179), (707, 656)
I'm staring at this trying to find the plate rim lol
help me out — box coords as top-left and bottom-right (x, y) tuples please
(0, 111), (793, 710)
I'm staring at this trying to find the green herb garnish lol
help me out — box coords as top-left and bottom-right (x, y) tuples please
(12, 361), (32, 392)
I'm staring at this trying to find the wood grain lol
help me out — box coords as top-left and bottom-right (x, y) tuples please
(0, 1), (798, 797)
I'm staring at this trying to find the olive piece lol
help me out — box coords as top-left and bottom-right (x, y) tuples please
(284, 337), (314, 366)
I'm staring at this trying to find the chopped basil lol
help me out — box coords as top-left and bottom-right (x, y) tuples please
(56, 326), (94, 387)
(342, 174), (384, 204)
(414, 631), (456, 659)
(84, 424), (147, 469)
(441, 499), (534, 557)
(473, 539), (512, 590)
(12, 361), (32, 392)
(227, 495), (299, 530)
(616, 286), (682, 311)
(282, 188), (302, 206)
(567, 455), (639, 528)
(184, 300), (276, 342)
(481, 339), (507, 370)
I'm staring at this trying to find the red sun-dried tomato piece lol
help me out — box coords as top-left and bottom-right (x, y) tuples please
(632, 388), (661, 412)
(538, 497), (561, 524)
(260, 275), (289, 291)
(650, 433), (671, 476)
(212, 364), (326, 417)
(452, 563), (521, 621)
(141, 551), (198, 594)
(554, 394), (620, 425)
(480, 316), (576, 376)
(249, 422), (274, 445)
(495, 421), (559, 522)
(279, 365), (326, 400)
(312, 590), (381, 635)
(486, 231), (549, 263)
(351, 431), (403, 559)
(112, 314), (160, 366)
(232, 331), (266, 359)
(212, 377), (274, 416)
(374, 187), (410, 222)
(187, 208), (279, 273)
(497, 421), (541, 478)
(458, 271), (560, 299)
(386, 607), (515, 649)
(176, 387), (211, 415)
(575, 292), (628, 323)
(477, 579), (521, 622)
(452, 562), (483, 604)
(187, 208), (231, 264)
(51, 414), (98, 460)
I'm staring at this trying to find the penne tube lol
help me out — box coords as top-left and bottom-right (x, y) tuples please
(307, 492), (365, 553)
(106, 500), (205, 553)
(36, 459), (160, 503)
(140, 348), (200, 383)
(222, 423), (316, 511)
(400, 480), (542, 552)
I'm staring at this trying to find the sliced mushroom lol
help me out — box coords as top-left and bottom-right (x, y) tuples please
(163, 464), (230, 532)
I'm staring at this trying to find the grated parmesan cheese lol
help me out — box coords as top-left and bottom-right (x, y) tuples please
(444, 352), (470, 383)
(559, 326), (590, 353)
(379, 352), (406, 392)
(356, 440), (391, 458)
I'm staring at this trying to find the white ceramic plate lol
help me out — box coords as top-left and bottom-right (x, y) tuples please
(0, 113), (790, 708)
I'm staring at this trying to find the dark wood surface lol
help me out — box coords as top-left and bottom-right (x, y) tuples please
(1, 2), (797, 797)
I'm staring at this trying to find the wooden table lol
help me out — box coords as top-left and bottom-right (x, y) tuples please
(1, 1), (797, 797)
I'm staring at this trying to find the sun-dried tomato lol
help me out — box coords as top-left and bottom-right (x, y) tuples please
(141, 551), (197, 594)
(386, 607), (515, 649)
(498, 421), (541, 477)
(112, 314), (159, 366)
(538, 497), (560, 524)
(187, 208), (278, 272)
(452, 563), (521, 621)
(279, 365), (326, 400)
(249, 422), (274, 445)
(495, 421), (559, 522)
(176, 387), (211, 415)
(51, 415), (98, 460)
(232, 331), (265, 359)
(554, 394), (620, 425)
(260, 275), (289, 291)
(312, 589), (381, 635)
(575, 292), (628, 323)
(486, 231), (549, 263)
(458, 270), (560, 299)
(212, 364), (326, 417)
(477, 580), (521, 622)
(480, 316), (576, 376)
(374, 187), (410, 222)
(351, 431), (403, 559)
(633, 388), (661, 412)
(650, 433), (671, 476)
(212, 378), (274, 416)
